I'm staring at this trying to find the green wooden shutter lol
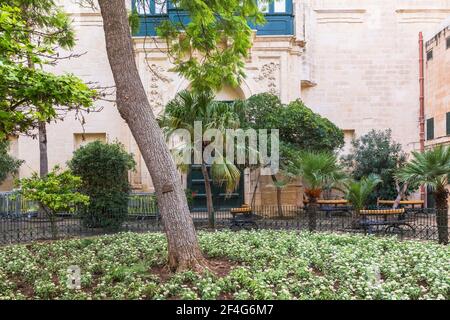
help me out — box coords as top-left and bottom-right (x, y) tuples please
(446, 112), (450, 136)
(426, 118), (434, 140)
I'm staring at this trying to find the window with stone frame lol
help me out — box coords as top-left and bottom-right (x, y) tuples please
(446, 112), (450, 136)
(74, 133), (107, 150)
(426, 118), (434, 140)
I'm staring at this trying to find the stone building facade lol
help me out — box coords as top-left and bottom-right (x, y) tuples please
(424, 17), (450, 207)
(2, 0), (450, 209)
(425, 17), (450, 149)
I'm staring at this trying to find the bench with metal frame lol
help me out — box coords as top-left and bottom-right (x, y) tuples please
(229, 204), (259, 231)
(303, 199), (353, 217)
(359, 208), (416, 235)
(376, 200), (425, 209)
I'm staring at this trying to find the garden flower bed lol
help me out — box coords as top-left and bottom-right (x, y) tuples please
(0, 230), (448, 300)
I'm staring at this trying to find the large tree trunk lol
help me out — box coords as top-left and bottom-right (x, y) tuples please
(98, 0), (207, 271)
(434, 187), (449, 245)
(201, 163), (215, 228)
(25, 11), (48, 179)
(37, 122), (49, 219)
(38, 122), (49, 177)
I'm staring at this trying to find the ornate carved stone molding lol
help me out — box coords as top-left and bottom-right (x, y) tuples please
(147, 63), (173, 109)
(254, 62), (280, 96)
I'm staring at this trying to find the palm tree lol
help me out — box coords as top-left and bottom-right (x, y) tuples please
(345, 174), (382, 227)
(294, 151), (346, 231)
(396, 146), (450, 244)
(158, 90), (245, 228)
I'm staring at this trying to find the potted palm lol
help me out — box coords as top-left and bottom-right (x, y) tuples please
(294, 151), (346, 231)
(345, 174), (382, 228)
(396, 146), (450, 244)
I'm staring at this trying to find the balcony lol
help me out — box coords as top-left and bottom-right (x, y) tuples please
(132, 0), (294, 37)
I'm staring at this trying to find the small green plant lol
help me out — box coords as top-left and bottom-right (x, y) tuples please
(17, 166), (89, 239)
(345, 174), (382, 228)
(346, 174), (382, 212)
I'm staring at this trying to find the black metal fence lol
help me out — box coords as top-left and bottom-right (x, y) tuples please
(0, 197), (448, 245)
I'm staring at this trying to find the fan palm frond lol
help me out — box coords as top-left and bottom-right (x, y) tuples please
(296, 151), (346, 191)
(396, 145), (450, 191)
(210, 155), (241, 195)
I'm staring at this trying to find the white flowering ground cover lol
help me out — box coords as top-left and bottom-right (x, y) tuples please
(0, 230), (448, 300)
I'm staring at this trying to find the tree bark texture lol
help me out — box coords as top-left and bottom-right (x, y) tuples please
(434, 187), (449, 245)
(38, 121), (49, 177)
(307, 195), (318, 232)
(98, 0), (207, 271)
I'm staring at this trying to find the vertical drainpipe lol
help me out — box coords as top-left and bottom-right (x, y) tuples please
(418, 32), (426, 202)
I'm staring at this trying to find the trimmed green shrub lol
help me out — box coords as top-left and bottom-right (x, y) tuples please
(68, 141), (136, 229)
(245, 93), (345, 152)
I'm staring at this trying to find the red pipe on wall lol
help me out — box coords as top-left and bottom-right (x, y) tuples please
(418, 32), (425, 201)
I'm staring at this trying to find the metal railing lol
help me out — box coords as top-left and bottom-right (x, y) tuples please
(127, 192), (158, 216)
(0, 192), (39, 218)
(0, 192), (158, 218)
(0, 193), (448, 245)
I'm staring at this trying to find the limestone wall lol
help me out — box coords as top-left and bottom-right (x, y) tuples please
(424, 17), (450, 209)
(424, 18), (450, 148)
(301, 0), (450, 153)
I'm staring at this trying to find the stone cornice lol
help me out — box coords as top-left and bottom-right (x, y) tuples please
(396, 8), (450, 24)
(314, 9), (366, 14)
(133, 34), (303, 55)
(313, 9), (366, 24)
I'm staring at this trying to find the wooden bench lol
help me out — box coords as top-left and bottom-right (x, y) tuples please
(230, 204), (252, 215)
(229, 204), (258, 231)
(303, 199), (349, 205)
(376, 200), (425, 209)
(359, 208), (415, 235)
(303, 199), (352, 217)
(360, 209), (406, 215)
